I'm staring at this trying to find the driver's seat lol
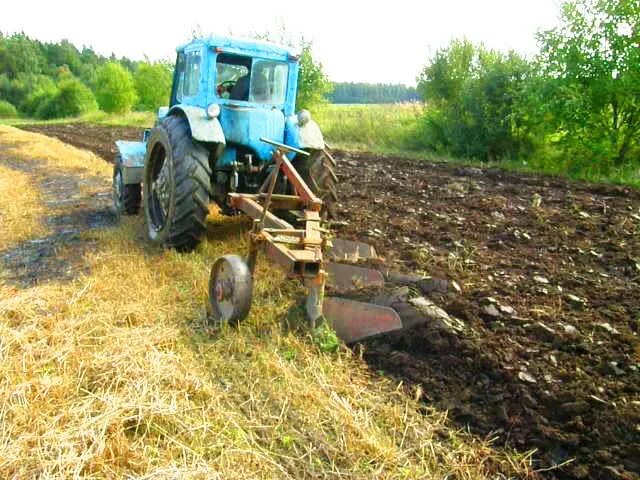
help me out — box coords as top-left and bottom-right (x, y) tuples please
(230, 75), (249, 101)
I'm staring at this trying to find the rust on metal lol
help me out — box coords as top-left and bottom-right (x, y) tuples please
(326, 262), (385, 292)
(326, 238), (378, 263)
(323, 298), (402, 343)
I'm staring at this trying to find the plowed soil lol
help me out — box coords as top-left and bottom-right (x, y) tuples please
(21, 123), (640, 480)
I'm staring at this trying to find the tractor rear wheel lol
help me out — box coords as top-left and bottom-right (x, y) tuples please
(143, 115), (212, 251)
(112, 155), (141, 216)
(294, 149), (338, 219)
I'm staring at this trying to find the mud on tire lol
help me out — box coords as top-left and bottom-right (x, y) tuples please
(143, 115), (212, 251)
(294, 149), (339, 219)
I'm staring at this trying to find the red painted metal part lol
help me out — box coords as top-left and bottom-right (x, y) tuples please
(278, 153), (322, 210)
(323, 297), (402, 343)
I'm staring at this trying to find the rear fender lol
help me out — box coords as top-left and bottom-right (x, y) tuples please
(115, 140), (146, 184)
(169, 104), (226, 144)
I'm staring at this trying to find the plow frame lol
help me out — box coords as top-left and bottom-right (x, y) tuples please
(228, 139), (328, 323)
(211, 137), (404, 342)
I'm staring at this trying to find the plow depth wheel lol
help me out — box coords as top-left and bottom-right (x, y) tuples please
(208, 255), (253, 325)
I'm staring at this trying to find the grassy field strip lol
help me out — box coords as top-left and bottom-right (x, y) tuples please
(0, 126), (531, 478)
(0, 162), (47, 250)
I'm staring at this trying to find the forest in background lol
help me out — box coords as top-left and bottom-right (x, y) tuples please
(0, 34), (173, 119)
(328, 82), (419, 104)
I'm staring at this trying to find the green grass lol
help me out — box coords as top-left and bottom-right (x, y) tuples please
(313, 103), (424, 154)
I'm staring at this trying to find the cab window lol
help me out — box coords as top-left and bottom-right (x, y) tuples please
(216, 53), (251, 100)
(171, 53), (186, 104)
(250, 60), (288, 105)
(183, 52), (201, 97)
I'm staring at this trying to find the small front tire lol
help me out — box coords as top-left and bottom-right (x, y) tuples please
(208, 255), (253, 326)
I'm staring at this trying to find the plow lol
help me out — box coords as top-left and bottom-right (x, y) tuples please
(209, 138), (403, 342)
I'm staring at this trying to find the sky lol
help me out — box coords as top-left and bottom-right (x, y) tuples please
(3, 0), (562, 85)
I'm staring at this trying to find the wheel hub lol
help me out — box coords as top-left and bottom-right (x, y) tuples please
(215, 280), (232, 301)
(151, 160), (171, 221)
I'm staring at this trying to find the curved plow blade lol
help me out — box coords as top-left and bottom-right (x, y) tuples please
(326, 262), (385, 292)
(326, 238), (378, 263)
(323, 297), (402, 343)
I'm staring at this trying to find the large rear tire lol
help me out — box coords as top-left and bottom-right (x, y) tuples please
(143, 115), (212, 251)
(294, 149), (338, 219)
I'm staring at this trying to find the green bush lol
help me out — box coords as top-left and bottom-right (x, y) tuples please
(19, 74), (58, 116)
(36, 76), (97, 119)
(533, 0), (640, 170)
(134, 62), (172, 111)
(0, 99), (18, 117)
(96, 62), (137, 113)
(416, 40), (533, 161)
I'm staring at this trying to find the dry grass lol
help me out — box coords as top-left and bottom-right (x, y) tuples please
(0, 126), (532, 478)
(0, 163), (46, 249)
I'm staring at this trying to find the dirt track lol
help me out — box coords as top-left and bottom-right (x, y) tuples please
(21, 123), (640, 480)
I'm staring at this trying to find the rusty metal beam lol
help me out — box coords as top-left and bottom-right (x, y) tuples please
(229, 194), (293, 230)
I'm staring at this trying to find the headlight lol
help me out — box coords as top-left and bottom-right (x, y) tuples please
(297, 109), (311, 126)
(206, 103), (221, 119)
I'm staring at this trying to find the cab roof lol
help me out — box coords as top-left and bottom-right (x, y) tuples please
(177, 36), (298, 62)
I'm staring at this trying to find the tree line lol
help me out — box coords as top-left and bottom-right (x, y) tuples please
(328, 82), (419, 104)
(0, 32), (174, 119)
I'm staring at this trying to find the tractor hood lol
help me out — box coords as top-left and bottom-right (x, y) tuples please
(218, 104), (285, 161)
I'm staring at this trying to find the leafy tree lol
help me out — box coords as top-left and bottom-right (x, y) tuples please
(0, 33), (45, 78)
(95, 62), (137, 113)
(416, 39), (532, 160)
(535, 0), (640, 169)
(19, 74), (58, 115)
(134, 62), (172, 111)
(36, 76), (97, 119)
(0, 99), (18, 118)
(43, 39), (82, 76)
(296, 43), (332, 112)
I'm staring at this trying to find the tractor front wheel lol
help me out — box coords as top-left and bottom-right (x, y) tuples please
(143, 115), (212, 251)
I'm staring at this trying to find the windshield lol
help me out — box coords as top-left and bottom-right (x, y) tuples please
(249, 60), (288, 105)
(216, 54), (288, 105)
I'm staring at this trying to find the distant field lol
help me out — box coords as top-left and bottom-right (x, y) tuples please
(314, 103), (424, 153)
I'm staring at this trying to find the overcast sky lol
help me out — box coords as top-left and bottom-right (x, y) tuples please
(3, 0), (562, 85)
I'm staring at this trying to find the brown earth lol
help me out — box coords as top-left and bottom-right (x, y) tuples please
(20, 123), (640, 480)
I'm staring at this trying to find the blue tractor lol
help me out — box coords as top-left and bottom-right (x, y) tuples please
(112, 36), (402, 341)
(112, 36), (337, 251)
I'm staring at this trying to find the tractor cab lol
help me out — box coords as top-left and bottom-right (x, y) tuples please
(167, 36), (317, 165)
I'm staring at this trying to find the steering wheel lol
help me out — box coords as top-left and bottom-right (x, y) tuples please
(217, 80), (236, 95)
